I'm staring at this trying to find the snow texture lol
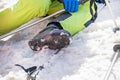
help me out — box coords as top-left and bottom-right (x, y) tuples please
(0, 0), (120, 80)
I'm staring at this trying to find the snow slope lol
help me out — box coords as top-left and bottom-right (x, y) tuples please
(0, 0), (120, 80)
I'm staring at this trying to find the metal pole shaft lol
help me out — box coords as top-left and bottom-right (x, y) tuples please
(104, 50), (119, 80)
(103, 0), (120, 80)
(104, 0), (119, 31)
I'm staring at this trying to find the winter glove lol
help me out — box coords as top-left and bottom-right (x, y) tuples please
(95, 0), (105, 4)
(63, 0), (79, 12)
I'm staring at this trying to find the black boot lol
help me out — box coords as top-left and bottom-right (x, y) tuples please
(28, 23), (71, 51)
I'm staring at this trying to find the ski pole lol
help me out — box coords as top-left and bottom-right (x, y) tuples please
(103, 0), (120, 80)
(104, 0), (119, 33)
(104, 45), (120, 80)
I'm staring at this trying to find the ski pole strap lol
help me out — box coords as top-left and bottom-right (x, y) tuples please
(84, 0), (98, 27)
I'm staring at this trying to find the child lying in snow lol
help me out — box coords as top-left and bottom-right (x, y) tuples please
(0, 0), (105, 50)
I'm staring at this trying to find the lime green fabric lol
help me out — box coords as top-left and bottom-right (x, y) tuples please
(48, 0), (64, 15)
(0, 0), (51, 35)
(60, 1), (92, 35)
(48, 0), (93, 35)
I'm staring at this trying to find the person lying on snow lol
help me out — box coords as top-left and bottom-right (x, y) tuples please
(0, 0), (105, 51)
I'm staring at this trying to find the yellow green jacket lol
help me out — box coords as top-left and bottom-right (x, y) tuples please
(0, 0), (96, 35)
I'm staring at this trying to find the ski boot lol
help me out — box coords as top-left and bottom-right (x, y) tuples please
(28, 23), (71, 51)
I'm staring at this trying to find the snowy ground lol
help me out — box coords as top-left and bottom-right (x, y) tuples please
(0, 0), (120, 80)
